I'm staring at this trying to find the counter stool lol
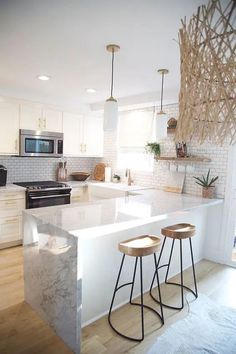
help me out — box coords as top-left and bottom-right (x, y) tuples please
(150, 223), (198, 310)
(108, 235), (164, 342)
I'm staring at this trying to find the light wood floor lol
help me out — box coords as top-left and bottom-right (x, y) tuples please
(0, 246), (236, 354)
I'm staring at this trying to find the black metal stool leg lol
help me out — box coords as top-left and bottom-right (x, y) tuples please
(189, 238), (198, 298)
(154, 253), (164, 324)
(129, 257), (138, 303)
(108, 253), (164, 342)
(108, 254), (126, 317)
(140, 257), (144, 341)
(151, 237), (198, 310)
(149, 237), (166, 295)
(165, 239), (175, 283)
(180, 239), (184, 309)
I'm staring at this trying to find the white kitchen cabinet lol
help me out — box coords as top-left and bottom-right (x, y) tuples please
(0, 101), (19, 155)
(71, 186), (89, 203)
(20, 103), (42, 130)
(0, 190), (25, 249)
(63, 112), (103, 157)
(42, 108), (63, 132)
(20, 103), (63, 132)
(62, 112), (83, 155)
(83, 115), (103, 157)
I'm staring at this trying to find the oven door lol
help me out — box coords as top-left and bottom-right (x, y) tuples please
(20, 130), (63, 157)
(27, 189), (71, 209)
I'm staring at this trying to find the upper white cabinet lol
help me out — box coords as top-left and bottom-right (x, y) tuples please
(0, 97), (103, 157)
(20, 103), (42, 130)
(62, 113), (103, 157)
(42, 108), (63, 132)
(0, 101), (19, 155)
(62, 112), (83, 155)
(83, 115), (103, 157)
(20, 103), (63, 132)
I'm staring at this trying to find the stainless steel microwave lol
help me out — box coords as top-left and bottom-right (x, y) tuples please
(20, 129), (63, 157)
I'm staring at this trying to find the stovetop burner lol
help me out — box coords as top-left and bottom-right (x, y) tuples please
(13, 180), (69, 190)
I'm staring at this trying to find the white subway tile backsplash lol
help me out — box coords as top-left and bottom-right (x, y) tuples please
(102, 103), (229, 199)
(0, 156), (102, 183)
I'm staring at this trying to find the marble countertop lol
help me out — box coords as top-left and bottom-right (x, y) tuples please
(67, 180), (150, 191)
(0, 183), (26, 193)
(25, 189), (223, 239)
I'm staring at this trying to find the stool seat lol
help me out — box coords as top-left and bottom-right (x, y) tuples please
(161, 223), (195, 239)
(119, 235), (162, 257)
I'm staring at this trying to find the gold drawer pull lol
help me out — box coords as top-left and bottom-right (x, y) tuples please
(5, 201), (17, 205)
(4, 218), (18, 224)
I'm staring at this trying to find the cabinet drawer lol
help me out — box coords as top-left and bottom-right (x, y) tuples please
(71, 187), (88, 203)
(0, 198), (25, 217)
(0, 216), (22, 244)
(0, 191), (25, 201)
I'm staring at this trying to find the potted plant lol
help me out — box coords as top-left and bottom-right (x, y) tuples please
(193, 169), (218, 198)
(145, 142), (161, 159)
(112, 174), (121, 183)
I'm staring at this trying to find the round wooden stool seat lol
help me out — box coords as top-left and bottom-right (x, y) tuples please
(161, 223), (196, 239)
(119, 235), (162, 257)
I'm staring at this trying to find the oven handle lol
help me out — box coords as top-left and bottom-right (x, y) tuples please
(29, 194), (71, 200)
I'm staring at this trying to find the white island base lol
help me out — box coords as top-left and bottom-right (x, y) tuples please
(23, 188), (223, 353)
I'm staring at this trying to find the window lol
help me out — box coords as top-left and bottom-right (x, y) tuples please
(117, 108), (155, 171)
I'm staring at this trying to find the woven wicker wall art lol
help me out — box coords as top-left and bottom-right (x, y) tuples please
(176, 0), (236, 145)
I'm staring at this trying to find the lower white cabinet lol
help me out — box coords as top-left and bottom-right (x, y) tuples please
(0, 217), (22, 245)
(71, 187), (89, 203)
(0, 191), (25, 249)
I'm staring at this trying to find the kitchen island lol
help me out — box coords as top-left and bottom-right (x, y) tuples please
(23, 186), (223, 353)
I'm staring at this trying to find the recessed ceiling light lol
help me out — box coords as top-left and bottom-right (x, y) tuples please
(37, 75), (51, 81)
(86, 88), (96, 93)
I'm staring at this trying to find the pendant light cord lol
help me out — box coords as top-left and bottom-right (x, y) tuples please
(110, 48), (115, 98)
(160, 71), (164, 112)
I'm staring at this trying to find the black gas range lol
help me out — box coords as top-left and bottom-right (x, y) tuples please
(13, 180), (71, 209)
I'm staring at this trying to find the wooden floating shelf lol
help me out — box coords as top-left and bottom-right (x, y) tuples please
(155, 156), (211, 163)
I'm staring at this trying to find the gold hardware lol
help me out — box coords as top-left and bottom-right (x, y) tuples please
(38, 118), (41, 129)
(84, 144), (87, 152)
(15, 139), (18, 152)
(4, 218), (18, 224)
(44, 118), (46, 128)
(5, 200), (17, 205)
(106, 44), (120, 53)
(80, 143), (83, 152)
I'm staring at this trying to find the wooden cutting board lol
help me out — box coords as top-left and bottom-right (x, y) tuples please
(163, 171), (185, 194)
(93, 163), (106, 181)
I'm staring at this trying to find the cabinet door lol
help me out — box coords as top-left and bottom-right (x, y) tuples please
(20, 103), (42, 130)
(43, 108), (63, 132)
(62, 112), (83, 155)
(0, 101), (19, 155)
(0, 216), (22, 245)
(71, 187), (89, 203)
(83, 115), (104, 157)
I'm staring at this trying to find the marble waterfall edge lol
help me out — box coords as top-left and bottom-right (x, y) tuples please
(23, 212), (81, 354)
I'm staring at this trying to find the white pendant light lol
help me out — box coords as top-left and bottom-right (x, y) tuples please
(156, 68), (169, 140)
(104, 44), (120, 131)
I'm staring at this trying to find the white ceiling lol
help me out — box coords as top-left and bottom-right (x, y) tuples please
(0, 0), (210, 111)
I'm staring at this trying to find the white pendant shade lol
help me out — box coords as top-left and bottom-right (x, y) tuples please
(156, 112), (168, 140)
(104, 98), (118, 131)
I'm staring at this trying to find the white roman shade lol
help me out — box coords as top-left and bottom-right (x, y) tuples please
(118, 109), (154, 148)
